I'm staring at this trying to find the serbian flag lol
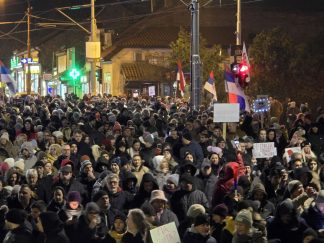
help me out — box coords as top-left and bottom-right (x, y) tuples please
(204, 71), (217, 101)
(0, 60), (17, 94)
(176, 61), (186, 97)
(225, 70), (250, 111)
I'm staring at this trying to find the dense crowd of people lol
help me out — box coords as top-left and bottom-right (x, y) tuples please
(0, 93), (323, 243)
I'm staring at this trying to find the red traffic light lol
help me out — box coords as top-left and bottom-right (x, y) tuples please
(239, 64), (249, 73)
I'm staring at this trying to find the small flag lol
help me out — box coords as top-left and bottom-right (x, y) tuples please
(204, 71), (217, 101)
(0, 60), (17, 94)
(176, 61), (186, 97)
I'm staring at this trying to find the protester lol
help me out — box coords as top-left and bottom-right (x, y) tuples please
(0, 94), (322, 243)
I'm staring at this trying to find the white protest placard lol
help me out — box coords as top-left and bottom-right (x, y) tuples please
(148, 86), (155, 97)
(213, 103), (240, 122)
(150, 222), (181, 243)
(284, 147), (302, 162)
(252, 142), (277, 158)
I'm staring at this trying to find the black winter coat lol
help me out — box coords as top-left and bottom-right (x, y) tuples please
(3, 221), (33, 243)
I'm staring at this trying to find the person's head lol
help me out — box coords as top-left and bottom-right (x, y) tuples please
(258, 129), (267, 142)
(180, 174), (194, 192)
(113, 214), (127, 234)
(303, 228), (318, 243)
(252, 183), (267, 202)
(93, 190), (110, 209)
(132, 140), (141, 151)
(31, 200), (47, 221)
(193, 214), (211, 236)
(170, 129), (178, 139)
(106, 174), (120, 193)
(59, 166), (73, 183)
(73, 130), (83, 142)
(110, 158), (121, 174)
(292, 159), (303, 169)
(43, 162), (53, 175)
(62, 144), (71, 157)
(53, 186), (65, 204)
(70, 143), (78, 153)
(307, 158), (318, 172)
(235, 209), (253, 235)
(18, 184), (32, 204)
(149, 190), (168, 213)
(0, 132), (9, 145)
(209, 153), (220, 165)
(85, 202), (101, 223)
(67, 191), (81, 210)
(26, 169), (38, 186)
(182, 133), (192, 145)
(212, 204), (228, 224)
(184, 151), (194, 162)
(201, 160), (212, 176)
(126, 209), (147, 235)
(166, 174), (179, 190)
(132, 155), (142, 168)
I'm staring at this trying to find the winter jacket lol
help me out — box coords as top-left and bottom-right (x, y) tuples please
(121, 232), (144, 243)
(171, 185), (209, 222)
(182, 226), (217, 243)
(3, 221), (33, 243)
(196, 172), (218, 206)
(107, 188), (133, 214)
(157, 208), (179, 227)
(267, 199), (309, 243)
(131, 173), (159, 208)
(302, 203), (324, 231)
(130, 164), (150, 188)
(40, 212), (70, 243)
(179, 141), (204, 166)
(74, 214), (107, 243)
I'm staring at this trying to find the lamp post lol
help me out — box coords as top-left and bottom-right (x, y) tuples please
(26, 0), (31, 95)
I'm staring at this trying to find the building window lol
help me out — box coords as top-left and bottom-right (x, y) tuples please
(134, 52), (142, 61)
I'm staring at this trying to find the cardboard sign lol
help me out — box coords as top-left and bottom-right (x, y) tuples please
(252, 142), (277, 158)
(284, 147), (302, 162)
(150, 222), (181, 243)
(149, 86), (155, 97)
(213, 103), (240, 122)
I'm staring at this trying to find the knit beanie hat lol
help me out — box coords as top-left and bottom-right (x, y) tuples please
(235, 209), (253, 228)
(80, 155), (91, 163)
(288, 180), (302, 194)
(4, 158), (15, 168)
(182, 132), (192, 141)
(187, 204), (206, 218)
(166, 174), (179, 187)
(80, 160), (92, 172)
(5, 209), (27, 224)
(67, 191), (81, 203)
(85, 202), (100, 214)
(14, 159), (25, 172)
(212, 204), (229, 218)
(0, 132), (9, 142)
(180, 174), (195, 185)
(194, 213), (210, 226)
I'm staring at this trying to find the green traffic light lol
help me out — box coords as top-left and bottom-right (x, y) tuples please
(69, 68), (80, 80)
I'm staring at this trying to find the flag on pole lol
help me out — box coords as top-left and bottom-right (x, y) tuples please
(204, 71), (217, 101)
(0, 60), (17, 95)
(241, 42), (250, 66)
(176, 61), (186, 97)
(225, 70), (250, 112)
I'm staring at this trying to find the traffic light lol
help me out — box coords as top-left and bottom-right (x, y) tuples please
(231, 62), (250, 89)
(96, 68), (102, 84)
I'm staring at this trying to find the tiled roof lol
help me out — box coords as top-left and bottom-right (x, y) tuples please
(121, 62), (170, 82)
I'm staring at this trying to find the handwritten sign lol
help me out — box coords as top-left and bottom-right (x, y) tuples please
(284, 147), (301, 162)
(252, 142), (277, 158)
(150, 222), (180, 243)
(213, 103), (240, 122)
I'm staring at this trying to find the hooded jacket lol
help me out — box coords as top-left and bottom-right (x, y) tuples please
(182, 225), (217, 243)
(267, 199), (309, 243)
(212, 152), (245, 207)
(131, 173), (159, 208)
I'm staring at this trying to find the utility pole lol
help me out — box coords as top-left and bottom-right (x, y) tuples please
(26, 1), (31, 95)
(236, 0), (241, 45)
(189, 0), (201, 111)
(90, 0), (97, 96)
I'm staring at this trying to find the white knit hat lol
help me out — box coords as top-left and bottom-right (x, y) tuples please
(4, 158), (15, 168)
(14, 159), (25, 172)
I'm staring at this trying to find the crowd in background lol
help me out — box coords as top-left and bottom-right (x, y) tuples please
(0, 93), (323, 243)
